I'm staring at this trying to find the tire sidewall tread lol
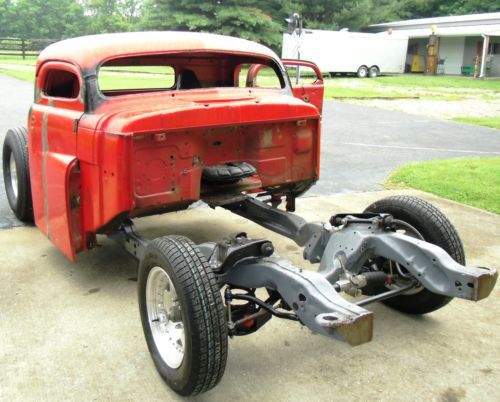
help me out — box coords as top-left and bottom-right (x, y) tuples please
(138, 235), (227, 396)
(364, 195), (465, 314)
(2, 127), (33, 222)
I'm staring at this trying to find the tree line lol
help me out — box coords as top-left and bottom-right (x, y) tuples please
(0, 0), (497, 51)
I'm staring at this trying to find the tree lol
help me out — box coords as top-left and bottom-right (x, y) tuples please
(141, 0), (285, 49)
(0, 0), (498, 42)
(7, 0), (87, 39)
(437, 0), (499, 16)
(0, 0), (16, 37)
(281, 0), (405, 31)
(82, 0), (143, 34)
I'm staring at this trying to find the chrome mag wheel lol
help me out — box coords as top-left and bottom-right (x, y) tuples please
(9, 152), (18, 199)
(146, 266), (185, 369)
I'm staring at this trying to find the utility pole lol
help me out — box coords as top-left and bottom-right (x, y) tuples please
(285, 13), (303, 85)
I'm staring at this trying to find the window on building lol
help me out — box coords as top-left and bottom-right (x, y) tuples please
(489, 42), (499, 55)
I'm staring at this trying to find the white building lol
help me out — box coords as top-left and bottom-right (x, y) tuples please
(365, 12), (500, 77)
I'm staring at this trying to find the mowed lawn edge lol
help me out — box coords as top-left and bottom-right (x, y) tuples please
(386, 157), (500, 214)
(452, 116), (500, 130)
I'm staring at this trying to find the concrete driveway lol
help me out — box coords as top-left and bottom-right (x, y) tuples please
(0, 190), (498, 401)
(1, 73), (500, 228)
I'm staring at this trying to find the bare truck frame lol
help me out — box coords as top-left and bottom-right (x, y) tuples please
(112, 196), (496, 347)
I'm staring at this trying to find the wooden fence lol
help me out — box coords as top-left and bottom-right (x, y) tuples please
(0, 38), (56, 59)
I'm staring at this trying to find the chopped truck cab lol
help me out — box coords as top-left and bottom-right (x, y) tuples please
(25, 32), (323, 261)
(2, 32), (497, 396)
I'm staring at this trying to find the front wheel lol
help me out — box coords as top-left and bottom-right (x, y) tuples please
(138, 236), (228, 396)
(364, 195), (465, 314)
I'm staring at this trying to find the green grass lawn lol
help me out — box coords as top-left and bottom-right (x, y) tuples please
(372, 75), (500, 91)
(324, 85), (411, 99)
(0, 68), (34, 81)
(326, 74), (500, 100)
(452, 116), (500, 130)
(387, 157), (500, 214)
(0, 55), (37, 65)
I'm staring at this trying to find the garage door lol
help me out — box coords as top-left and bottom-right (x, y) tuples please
(439, 37), (465, 75)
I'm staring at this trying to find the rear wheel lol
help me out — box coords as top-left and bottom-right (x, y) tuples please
(138, 235), (228, 396)
(2, 127), (33, 222)
(356, 66), (368, 78)
(364, 195), (465, 314)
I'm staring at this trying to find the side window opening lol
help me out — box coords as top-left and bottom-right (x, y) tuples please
(43, 69), (80, 98)
(236, 63), (284, 89)
(285, 65), (320, 86)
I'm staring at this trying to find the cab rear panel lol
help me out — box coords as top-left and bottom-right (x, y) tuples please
(76, 101), (321, 235)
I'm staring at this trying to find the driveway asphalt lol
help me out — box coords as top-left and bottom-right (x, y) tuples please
(311, 100), (500, 195)
(0, 74), (33, 228)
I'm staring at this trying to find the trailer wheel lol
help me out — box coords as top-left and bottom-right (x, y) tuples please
(138, 236), (228, 396)
(356, 66), (368, 78)
(364, 195), (465, 314)
(2, 127), (33, 222)
(368, 66), (379, 78)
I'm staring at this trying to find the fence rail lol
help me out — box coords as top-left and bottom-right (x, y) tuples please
(0, 37), (56, 59)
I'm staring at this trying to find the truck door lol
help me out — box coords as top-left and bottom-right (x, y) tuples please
(282, 59), (324, 113)
(245, 60), (324, 113)
(29, 61), (84, 261)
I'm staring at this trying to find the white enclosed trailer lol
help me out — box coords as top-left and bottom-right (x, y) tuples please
(282, 29), (409, 77)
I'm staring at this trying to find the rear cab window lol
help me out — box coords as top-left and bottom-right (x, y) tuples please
(97, 52), (287, 97)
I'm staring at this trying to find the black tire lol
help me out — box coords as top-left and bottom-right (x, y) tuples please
(368, 66), (379, 78)
(2, 127), (33, 222)
(356, 66), (368, 78)
(138, 235), (228, 396)
(364, 195), (465, 314)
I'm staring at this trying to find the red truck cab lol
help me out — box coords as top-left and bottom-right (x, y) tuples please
(23, 32), (324, 260)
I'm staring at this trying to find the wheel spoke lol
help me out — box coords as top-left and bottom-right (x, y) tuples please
(9, 152), (18, 199)
(146, 266), (185, 369)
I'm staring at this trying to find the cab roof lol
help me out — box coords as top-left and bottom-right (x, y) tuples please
(37, 31), (280, 72)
